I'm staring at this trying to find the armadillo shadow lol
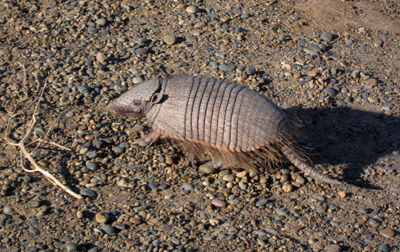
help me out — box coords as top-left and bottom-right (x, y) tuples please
(287, 106), (400, 188)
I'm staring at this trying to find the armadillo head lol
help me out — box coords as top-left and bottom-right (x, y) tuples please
(106, 76), (163, 117)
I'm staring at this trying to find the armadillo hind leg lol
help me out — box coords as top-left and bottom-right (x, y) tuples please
(282, 145), (342, 185)
(133, 129), (161, 147)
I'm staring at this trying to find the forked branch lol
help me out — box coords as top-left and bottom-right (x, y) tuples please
(3, 78), (82, 199)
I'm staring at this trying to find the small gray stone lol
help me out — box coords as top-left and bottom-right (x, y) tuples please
(86, 151), (98, 159)
(66, 241), (78, 252)
(135, 48), (149, 55)
(222, 174), (235, 182)
(379, 228), (395, 238)
(320, 32), (334, 42)
(374, 38), (384, 47)
(324, 244), (342, 252)
(212, 199), (227, 208)
(163, 34), (177, 45)
(324, 87), (338, 96)
(25, 246), (38, 252)
(234, 27), (245, 33)
(345, 39), (353, 45)
(256, 199), (269, 207)
(159, 224), (173, 232)
(86, 161), (98, 171)
(0, 49), (10, 56)
(364, 78), (379, 86)
(96, 52), (108, 63)
(378, 244), (391, 252)
(218, 64), (229, 72)
(199, 164), (217, 174)
(88, 27), (98, 34)
(117, 178), (129, 187)
(186, 6), (198, 14)
(28, 227), (40, 235)
(298, 39), (307, 46)
(132, 76), (144, 84)
(241, 13), (250, 19)
(100, 224), (117, 235)
(27, 200), (41, 208)
(96, 18), (107, 26)
(312, 193), (325, 203)
(275, 208), (288, 216)
(182, 183), (194, 190)
(382, 103), (394, 111)
(369, 218), (382, 227)
(3, 206), (12, 214)
(170, 237), (180, 245)
(194, 21), (206, 29)
(80, 189), (97, 198)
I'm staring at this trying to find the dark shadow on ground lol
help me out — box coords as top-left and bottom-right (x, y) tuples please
(286, 106), (400, 187)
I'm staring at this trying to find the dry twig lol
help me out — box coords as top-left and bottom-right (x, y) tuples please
(3, 78), (82, 199)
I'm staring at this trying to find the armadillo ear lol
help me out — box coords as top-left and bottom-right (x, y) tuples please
(150, 93), (163, 104)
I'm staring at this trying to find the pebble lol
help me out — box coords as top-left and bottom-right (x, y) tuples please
(135, 48), (149, 55)
(379, 228), (395, 238)
(194, 21), (206, 29)
(222, 174), (235, 182)
(88, 27), (98, 34)
(165, 156), (174, 165)
(186, 6), (198, 14)
(182, 183), (194, 190)
(338, 191), (347, 198)
(163, 34), (177, 45)
(66, 242), (78, 252)
(199, 164), (216, 174)
(80, 189), (97, 198)
(3, 206), (12, 214)
(100, 224), (117, 236)
(132, 76), (144, 84)
(324, 244), (342, 252)
(28, 227), (40, 235)
(364, 78), (379, 86)
(324, 87), (338, 96)
(282, 183), (294, 192)
(256, 198), (269, 207)
(86, 151), (98, 159)
(378, 244), (391, 252)
(275, 208), (288, 216)
(96, 18), (107, 27)
(0, 49), (10, 56)
(308, 71), (317, 77)
(86, 161), (98, 171)
(130, 217), (142, 225)
(212, 199), (227, 208)
(369, 218), (382, 227)
(320, 32), (334, 42)
(117, 178), (129, 187)
(345, 39), (353, 45)
(95, 212), (110, 223)
(218, 64), (229, 72)
(27, 200), (41, 208)
(382, 103), (394, 111)
(96, 52), (108, 63)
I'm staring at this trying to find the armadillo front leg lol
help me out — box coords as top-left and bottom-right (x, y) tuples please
(133, 129), (161, 147)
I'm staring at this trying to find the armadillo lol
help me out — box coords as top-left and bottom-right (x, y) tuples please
(107, 75), (342, 185)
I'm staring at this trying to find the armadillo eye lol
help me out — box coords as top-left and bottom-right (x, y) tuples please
(132, 101), (141, 106)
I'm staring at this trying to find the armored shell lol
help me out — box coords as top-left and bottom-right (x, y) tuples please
(107, 75), (342, 185)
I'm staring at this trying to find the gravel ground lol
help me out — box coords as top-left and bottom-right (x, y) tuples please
(0, 0), (400, 251)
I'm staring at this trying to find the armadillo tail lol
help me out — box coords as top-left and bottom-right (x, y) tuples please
(282, 145), (342, 185)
